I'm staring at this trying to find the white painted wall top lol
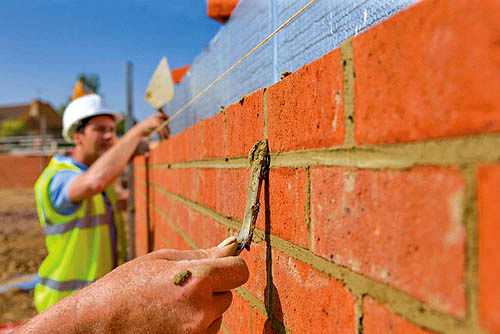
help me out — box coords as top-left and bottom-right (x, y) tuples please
(166, 0), (419, 135)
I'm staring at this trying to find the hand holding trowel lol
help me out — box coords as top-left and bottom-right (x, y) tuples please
(145, 57), (175, 140)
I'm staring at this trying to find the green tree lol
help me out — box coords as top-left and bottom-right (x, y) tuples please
(0, 119), (28, 136)
(78, 73), (100, 93)
(57, 73), (101, 115)
(116, 115), (138, 136)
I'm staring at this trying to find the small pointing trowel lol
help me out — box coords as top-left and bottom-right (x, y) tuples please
(145, 57), (175, 138)
(235, 140), (270, 255)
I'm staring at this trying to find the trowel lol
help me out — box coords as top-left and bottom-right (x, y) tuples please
(235, 140), (270, 255)
(145, 57), (175, 138)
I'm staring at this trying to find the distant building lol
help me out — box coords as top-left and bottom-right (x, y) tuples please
(0, 100), (62, 136)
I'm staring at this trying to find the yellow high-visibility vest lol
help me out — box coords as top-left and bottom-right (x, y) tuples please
(33, 156), (127, 312)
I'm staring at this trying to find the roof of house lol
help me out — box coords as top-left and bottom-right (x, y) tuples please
(0, 103), (30, 124)
(0, 100), (62, 133)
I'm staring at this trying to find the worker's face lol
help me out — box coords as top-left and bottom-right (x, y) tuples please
(74, 115), (116, 162)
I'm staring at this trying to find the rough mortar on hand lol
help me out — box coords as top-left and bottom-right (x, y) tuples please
(173, 269), (192, 286)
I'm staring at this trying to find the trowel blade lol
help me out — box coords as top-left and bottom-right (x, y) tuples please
(145, 57), (175, 110)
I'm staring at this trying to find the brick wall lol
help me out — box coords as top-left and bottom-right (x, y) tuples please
(0, 155), (48, 189)
(134, 0), (500, 332)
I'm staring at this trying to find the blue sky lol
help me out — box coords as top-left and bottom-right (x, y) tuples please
(0, 0), (222, 121)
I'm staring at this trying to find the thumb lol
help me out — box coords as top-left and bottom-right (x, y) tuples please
(208, 236), (238, 258)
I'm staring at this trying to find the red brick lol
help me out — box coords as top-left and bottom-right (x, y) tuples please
(133, 173), (147, 194)
(164, 199), (204, 249)
(310, 166), (466, 316)
(225, 89), (265, 158)
(478, 165), (500, 333)
(158, 193), (205, 249)
(133, 161), (147, 181)
(164, 131), (188, 163)
(363, 297), (436, 333)
(267, 49), (344, 153)
(222, 292), (252, 333)
(154, 204), (193, 251)
(256, 168), (308, 248)
(135, 222), (148, 256)
(185, 121), (204, 161)
(240, 242), (268, 301)
(149, 140), (169, 165)
(150, 168), (179, 194)
(185, 209), (205, 249)
(252, 307), (278, 334)
(0, 155), (49, 189)
(354, 0), (500, 144)
(196, 168), (217, 210)
(202, 215), (228, 249)
(180, 168), (197, 201)
(150, 168), (197, 201)
(134, 202), (148, 256)
(171, 65), (190, 84)
(151, 208), (165, 251)
(134, 190), (149, 256)
(215, 168), (247, 221)
(207, 0), (239, 23)
(271, 249), (357, 333)
(133, 155), (146, 167)
(202, 112), (226, 160)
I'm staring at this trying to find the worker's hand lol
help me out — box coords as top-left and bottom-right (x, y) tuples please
(17, 237), (246, 334)
(131, 139), (150, 157)
(134, 113), (170, 139)
(87, 236), (245, 333)
(18, 237), (245, 334)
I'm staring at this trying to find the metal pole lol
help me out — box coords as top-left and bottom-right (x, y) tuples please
(40, 115), (47, 171)
(125, 61), (136, 260)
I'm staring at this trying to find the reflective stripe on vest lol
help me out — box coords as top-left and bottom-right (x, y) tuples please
(38, 277), (95, 291)
(42, 213), (111, 236)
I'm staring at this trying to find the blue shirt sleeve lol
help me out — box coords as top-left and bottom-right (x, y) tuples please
(49, 170), (82, 215)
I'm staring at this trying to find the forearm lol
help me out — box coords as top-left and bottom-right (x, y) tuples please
(87, 126), (143, 185)
(70, 127), (145, 201)
(16, 293), (95, 333)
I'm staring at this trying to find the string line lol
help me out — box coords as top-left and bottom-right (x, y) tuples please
(151, 0), (320, 136)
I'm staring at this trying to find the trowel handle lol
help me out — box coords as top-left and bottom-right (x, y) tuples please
(156, 107), (170, 139)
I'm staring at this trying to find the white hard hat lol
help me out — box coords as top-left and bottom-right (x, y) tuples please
(62, 94), (123, 143)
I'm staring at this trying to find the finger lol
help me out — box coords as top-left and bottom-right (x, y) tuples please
(189, 256), (249, 293)
(149, 236), (238, 262)
(206, 317), (223, 334)
(217, 236), (237, 248)
(148, 141), (159, 150)
(160, 129), (169, 140)
(149, 248), (211, 261)
(153, 237), (238, 261)
(211, 291), (233, 317)
(206, 237), (238, 258)
(150, 247), (229, 261)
